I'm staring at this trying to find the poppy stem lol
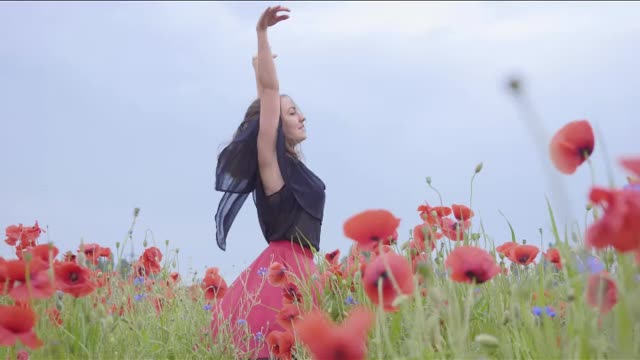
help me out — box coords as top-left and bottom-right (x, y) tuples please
(468, 171), (479, 243)
(507, 77), (572, 226)
(586, 158), (600, 221)
(426, 179), (444, 207)
(469, 172), (477, 212)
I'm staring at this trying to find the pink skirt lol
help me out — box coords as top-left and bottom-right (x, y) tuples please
(210, 240), (320, 359)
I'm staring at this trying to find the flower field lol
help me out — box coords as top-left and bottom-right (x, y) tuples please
(1, 118), (639, 360)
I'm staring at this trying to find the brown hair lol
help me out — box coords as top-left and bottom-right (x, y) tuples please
(233, 95), (302, 160)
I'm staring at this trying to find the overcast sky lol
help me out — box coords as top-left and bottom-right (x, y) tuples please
(1, 1), (638, 282)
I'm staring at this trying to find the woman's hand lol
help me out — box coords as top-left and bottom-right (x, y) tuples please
(256, 5), (290, 32)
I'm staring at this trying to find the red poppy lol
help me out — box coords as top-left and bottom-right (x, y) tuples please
(325, 249), (341, 266)
(586, 272), (617, 314)
(202, 267), (227, 301)
(48, 307), (63, 327)
(25, 243), (59, 265)
(451, 204), (474, 221)
(4, 222), (43, 249)
(507, 244), (540, 265)
(496, 242), (517, 256)
(544, 248), (562, 270)
(54, 261), (96, 297)
(9, 270), (55, 301)
(268, 262), (289, 287)
(439, 218), (471, 241)
(140, 247), (162, 275)
(362, 251), (414, 312)
(4, 258), (48, 283)
(586, 186), (640, 252)
(63, 251), (77, 263)
(78, 243), (101, 265)
(296, 306), (374, 360)
(549, 120), (595, 174)
(418, 204), (451, 225)
(168, 271), (180, 285)
(620, 156), (640, 177)
(411, 224), (439, 253)
(266, 330), (294, 360)
(4, 224), (23, 246)
(276, 303), (302, 332)
(0, 304), (43, 349)
(343, 209), (401, 251)
(282, 282), (303, 304)
(444, 246), (500, 284)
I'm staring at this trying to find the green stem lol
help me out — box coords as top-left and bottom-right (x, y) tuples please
(426, 180), (444, 207)
(586, 158), (599, 221)
(470, 172), (477, 211)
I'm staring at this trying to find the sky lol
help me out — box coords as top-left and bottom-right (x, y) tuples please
(1, 1), (638, 283)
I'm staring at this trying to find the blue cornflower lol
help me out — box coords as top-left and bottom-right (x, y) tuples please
(133, 277), (145, 286)
(254, 331), (264, 342)
(203, 304), (213, 311)
(545, 306), (556, 318)
(576, 255), (604, 274)
(134, 294), (146, 301)
(257, 267), (268, 276)
(532, 306), (542, 317)
(237, 319), (247, 326)
(345, 295), (357, 305)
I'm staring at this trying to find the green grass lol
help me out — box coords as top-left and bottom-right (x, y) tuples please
(2, 196), (639, 360)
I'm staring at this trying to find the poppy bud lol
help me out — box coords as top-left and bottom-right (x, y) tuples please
(508, 77), (521, 94)
(143, 240), (148, 247)
(474, 162), (483, 174)
(165, 239), (170, 247)
(567, 288), (575, 302)
(426, 177), (432, 185)
(116, 242), (120, 249)
(56, 295), (64, 311)
(475, 334), (499, 348)
(133, 208), (140, 217)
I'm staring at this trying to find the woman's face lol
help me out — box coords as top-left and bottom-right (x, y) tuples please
(280, 96), (306, 145)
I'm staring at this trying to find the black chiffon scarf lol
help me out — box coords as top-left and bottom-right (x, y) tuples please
(214, 118), (325, 251)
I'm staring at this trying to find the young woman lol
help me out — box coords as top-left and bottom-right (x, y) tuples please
(211, 6), (325, 359)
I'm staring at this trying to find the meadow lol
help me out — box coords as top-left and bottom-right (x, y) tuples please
(1, 91), (639, 360)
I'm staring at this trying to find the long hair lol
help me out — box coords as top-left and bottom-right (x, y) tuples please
(232, 96), (302, 160)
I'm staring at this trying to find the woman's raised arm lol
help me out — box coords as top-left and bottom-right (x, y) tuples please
(255, 6), (290, 195)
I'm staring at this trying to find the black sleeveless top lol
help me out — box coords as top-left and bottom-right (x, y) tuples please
(214, 117), (325, 252)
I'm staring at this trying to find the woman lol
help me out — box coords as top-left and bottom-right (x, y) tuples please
(211, 6), (325, 359)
